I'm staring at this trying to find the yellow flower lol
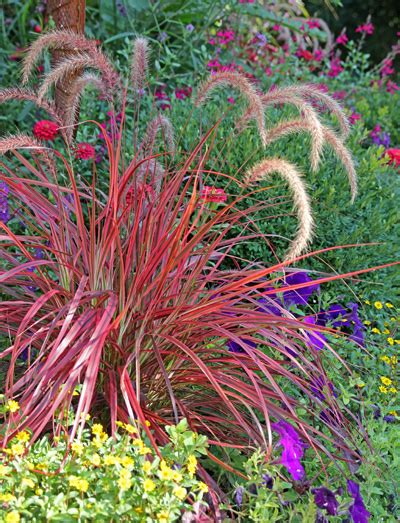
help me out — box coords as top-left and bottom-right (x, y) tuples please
(371, 328), (381, 334)
(69, 476), (89, 493)
(139, 446), (151, 456)
(104, 454), (117, 466)
(15, 431), (30, 443)
(385, 302), (394, 308)
(0, 464), (9, 475)
(120, 456), (134, 468)
(89, 453), (101, 466)
(124, 423), (137, 434)
(0, 493), (16, 502)
(157, 510), (170, 523)
(197, 482), (209, 493)
(374, 301), (383, 310)
(145, 420), (151, 427)
(71, 441), (84, 455)
(187, 455), (197, 476)
(91, 423), (104, 436)
(80, 413), (91, 420)
(159, 466), (173, 481)
(5, 511), (20, 523)
(379, 386), (388, 394)
(364, 300), (370, 305)
(21, 478), (35, 489)
(143, 478), (156, 492)
(116, 421), (125, 428)
(389, 410), (398, 417)
(25, 461), (34, 470)
(381, 355), (391, 364)
(118, 475), (132, 490)
(173, 486), (187, 501)
(383, 329), (390, 335)
(380, 376), (392, 386)
(391, 356), (398, 365)
(35, 462), (47, 471)
(172, 470), (182, 483)
(142, 461), (152, 474)
(10, 443), (25, 456)
(6, 400), (20, 413)
(388, 337), (394, 346)
(395, 339), (400, 345)
(35, 488), (43, 496)
(389, 387), (398, 394)
(132, 438), (144, 448)
(363, 320), (371, 325)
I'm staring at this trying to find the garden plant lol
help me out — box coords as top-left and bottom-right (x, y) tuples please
(0, 1), (399, 522)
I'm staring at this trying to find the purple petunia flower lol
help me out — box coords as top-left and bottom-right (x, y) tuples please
(302, 316), (327, 351)
(347, 480), (370, 523)
(272, 420), (307, 481)
(0, 181), (10, 223)
(227, 338), (257, 353)
(310, 375), (336, 402)
(280, 271), (320, 306)
(317, 302), (365, 347)
(262, 474), (273, 489)
(234, 486), (244, 506)
(312, 486), (339, 515)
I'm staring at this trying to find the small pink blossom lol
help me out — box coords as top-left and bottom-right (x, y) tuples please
(216, 30), (235, 45)
(327, 56), (343, 78)
(349, 111), (361, 125)
(336, 32), (348, 45)
(175, 86), (192, 100)
(386, 80), (399, 94)
(355, 23), (374, 35)
(380, 59), (394, 77)
(306, 19), (320, 29)
(265, 67), (273, 76)
(332, 90), (347, 100)
(313, 49), (324, 62)
(227, 96), (235, 104)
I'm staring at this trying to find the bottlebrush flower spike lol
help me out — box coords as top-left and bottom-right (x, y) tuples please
(21, 30), (99, 85)
(245, 158), (313, 261)
(131, 37), (149, 98)
(0, 134), (44, 155)
(0, 88), (63, 126)
(195, 71), (268, 146)
(140, 114), (175, 155)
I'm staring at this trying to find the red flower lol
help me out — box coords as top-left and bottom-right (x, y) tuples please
(200, 186), (227, 203)
(175, 86), (192, 100)
(349, 112), (361, 125)
(33, 120), (59, 141)
(296, 48), (314, 61)
(33, 25), (42, 34)
(74, 142), (95, 160)
(385, 148), (400, 168)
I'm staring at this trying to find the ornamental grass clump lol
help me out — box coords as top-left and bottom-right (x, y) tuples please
(0, 30), (377, 495)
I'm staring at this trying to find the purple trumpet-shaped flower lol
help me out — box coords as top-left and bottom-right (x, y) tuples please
(347, 480), (370, 523)
(272, 420), (307, 481)
(312, 486), (339, 515)
(0, 181), (10, 223)
(234, 486), (244, 507)
(257, 295), (283, 317)
(302, 316), (327, 351)
(310, 375), (336, 402)
(261, 271), (320, 308)
(317, 302), (365, 347)
(227, 337), (257, 353)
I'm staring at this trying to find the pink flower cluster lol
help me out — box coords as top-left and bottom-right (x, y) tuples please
(327, 56), (344, 78)
(336, 31), (348, 45)
(355, 22), (374, 35)
(175, 86), (192, 100)
(155, 86), (171, 110)
(209, 30), (235, 46)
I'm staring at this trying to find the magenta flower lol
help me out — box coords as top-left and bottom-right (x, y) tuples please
(200, 186), (227, 203)
(175, 86), (192, 100)
(272, 420), (307, 481)
(355, 23), (374, 35)
(380, 59), (395, 77)
(336, 32), (348, 45)
(349, 111), (361, 125)
(347, 480), (370, 523)
(74, 142), (95, 160)
(306, 19), (320, 30)
(327, 56), (343, 77)
(386, 80), (399, 94)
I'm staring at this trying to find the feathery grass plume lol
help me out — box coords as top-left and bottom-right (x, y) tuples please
(140, 114), (175, 155)
(245, 158), (314, 261)
(266, 85), (351, 138)
(37, 53), (118, 103)
(0, 88), (63, 126)
(265, 118), (357, 202)
(131, 37), (149, 97)
(261, 90), (324, 172)
(195, 71), (268, 147)
(0, 134), (44, 155)
(21, 30), (99, 85)
(63, 73), (107, 142)
(136, 158), (166, 195)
